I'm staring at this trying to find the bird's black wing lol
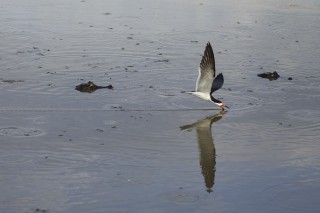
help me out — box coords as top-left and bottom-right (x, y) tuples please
(210, 73), (224, 94)
(196, 42), (215, 93)
(200, 42), (216, 77)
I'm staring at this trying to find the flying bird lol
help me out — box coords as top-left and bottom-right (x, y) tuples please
(187, 42), (228, 110)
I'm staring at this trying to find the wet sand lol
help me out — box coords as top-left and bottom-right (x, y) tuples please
(1, 0), (320, 212)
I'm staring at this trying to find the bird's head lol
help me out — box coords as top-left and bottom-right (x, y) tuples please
(216, 102), (229, 110)
(210, 95), (229, 110)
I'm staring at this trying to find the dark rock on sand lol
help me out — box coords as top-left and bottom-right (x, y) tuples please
(75, 81), (113, 93)
(257, 71), (280, 81)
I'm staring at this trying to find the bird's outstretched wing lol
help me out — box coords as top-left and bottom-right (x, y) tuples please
(195, 42), (216, 94)
(210, 73), (224, 94)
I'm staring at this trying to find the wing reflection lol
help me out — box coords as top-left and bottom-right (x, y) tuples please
(180, 111), (225, 193)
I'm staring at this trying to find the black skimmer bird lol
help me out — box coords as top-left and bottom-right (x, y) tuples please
(187, 42), (228, 110)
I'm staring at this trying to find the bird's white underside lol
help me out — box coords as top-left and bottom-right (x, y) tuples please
(186, 91), (211, 101)
(195, 68), (214, 95)
(186, 92), (223, 107)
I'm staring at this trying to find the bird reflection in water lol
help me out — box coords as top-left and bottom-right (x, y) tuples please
(180, 111), (225, 193)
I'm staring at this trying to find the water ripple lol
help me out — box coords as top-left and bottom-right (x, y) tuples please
(261, 181), (320, 212)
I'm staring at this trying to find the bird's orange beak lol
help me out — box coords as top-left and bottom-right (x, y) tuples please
(220, 104), (229, 110)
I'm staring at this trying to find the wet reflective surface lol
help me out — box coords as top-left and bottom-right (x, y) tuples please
(1, 0), (320, 212)
(181, 112), (225, 193)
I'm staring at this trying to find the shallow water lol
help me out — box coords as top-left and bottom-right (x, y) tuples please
(1, 0), (320, 212)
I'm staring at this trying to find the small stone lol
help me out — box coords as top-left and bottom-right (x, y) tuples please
(257, 71), (280, 81)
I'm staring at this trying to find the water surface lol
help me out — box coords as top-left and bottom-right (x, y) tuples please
(1, 0), (320, 212)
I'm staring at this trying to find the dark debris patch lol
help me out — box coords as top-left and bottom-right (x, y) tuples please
(154, 59), (170, 63)
(34, 208), (47, 212)
(75, 81), (113, 93)
(257, 71), (280, 81)
(1, 79), (24, 83)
